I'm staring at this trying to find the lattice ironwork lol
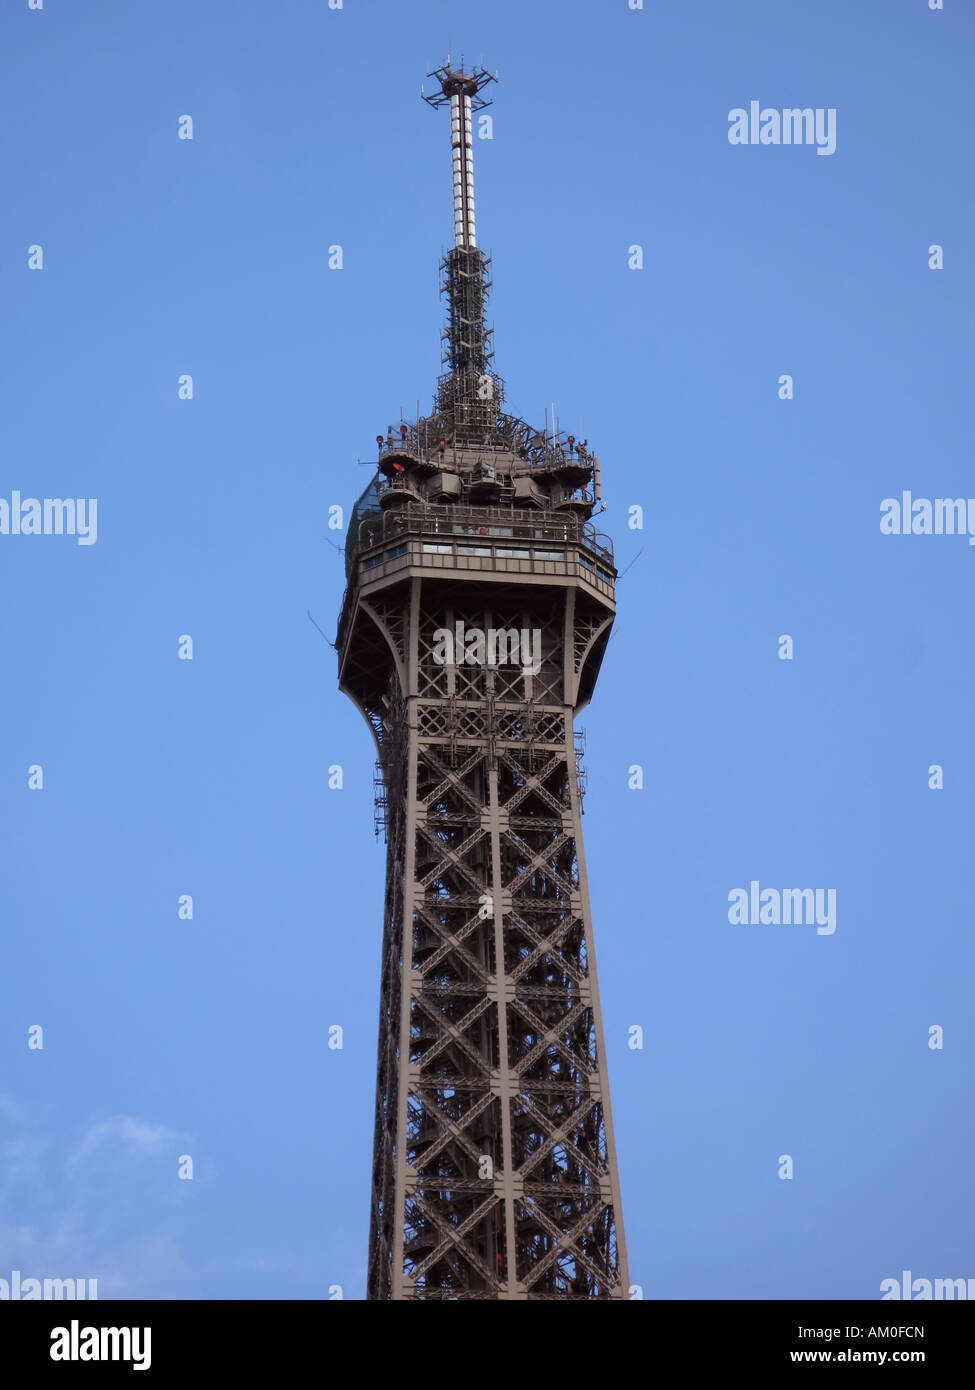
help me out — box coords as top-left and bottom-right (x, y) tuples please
(340, 581), (627, 1299)
(334, 62), (626, 1302)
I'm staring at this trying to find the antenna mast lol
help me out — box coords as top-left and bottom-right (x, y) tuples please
(423, 62), (501, 438)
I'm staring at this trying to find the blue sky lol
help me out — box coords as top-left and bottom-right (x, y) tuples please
(1, 0), (972, 1299)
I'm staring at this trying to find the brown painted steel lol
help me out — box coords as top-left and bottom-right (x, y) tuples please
(335, 65), (628, 1301)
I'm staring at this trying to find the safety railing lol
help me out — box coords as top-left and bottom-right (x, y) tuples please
(355, 504), (613, 566)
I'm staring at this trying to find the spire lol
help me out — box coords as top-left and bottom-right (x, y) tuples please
(422, 61), (496, 248)
(423, 61), (502, 437)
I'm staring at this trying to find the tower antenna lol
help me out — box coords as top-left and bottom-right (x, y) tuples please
(423, 60), (501, 438)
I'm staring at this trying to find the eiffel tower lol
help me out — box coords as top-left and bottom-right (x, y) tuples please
(335, 61), (628, 1300)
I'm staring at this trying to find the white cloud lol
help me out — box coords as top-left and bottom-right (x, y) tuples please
(0, 1104), (201, 1297)
(66, 1116), (186, 1171)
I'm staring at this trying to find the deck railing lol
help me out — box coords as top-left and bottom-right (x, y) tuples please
(355, 503), (613, 566)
